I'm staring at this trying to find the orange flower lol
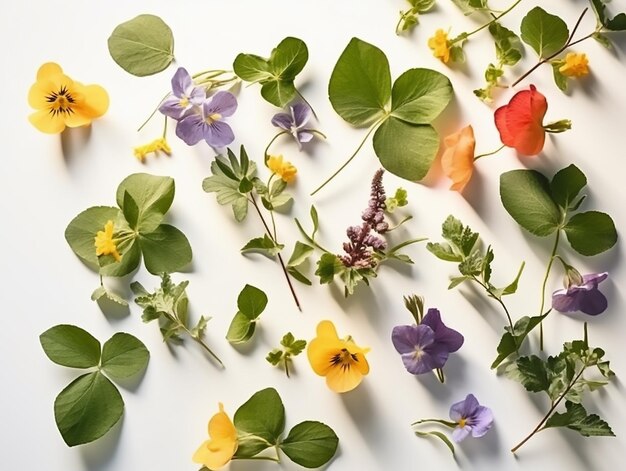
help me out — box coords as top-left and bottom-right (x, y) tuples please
(192, 403), (238, 470)
(441, 125), (476, 192)
(494, 85), (547, 156)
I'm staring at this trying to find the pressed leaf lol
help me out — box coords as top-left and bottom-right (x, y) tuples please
(234, 388), (285, 454)
(241, 235), (284, 257)
(101, 333), (150, 380)
(414, 429), (455, 456)
(287, 241), (314, 267)
(54, 372), (124, 446)
(108, 14), (174, 76)
(65, 206), (122, 268)
(550, 164), (587, 210)
(270, 37), (309, 80)
(280, 421), (339, 468)
(226, 311), (256, 344)
(237, 284), (268, 319)
(373, 117), (439, 181)
(233, 54), (273, 82)
(563, 211), (617, 256)
(544, 401), (615, 437)
(139, 224), (192, 274)
(99, 238), (141, 278)
(390, 68), (452, 124)
(40, 325), (101, 369)
(261, 80), (297, 108)
(520, 7), (569, 58)
(116, 173), (175, 233)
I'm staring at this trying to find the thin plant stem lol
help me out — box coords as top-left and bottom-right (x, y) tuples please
(538, 230), (561, 350)
(137, 91), (170, 132)
(411, 418), (457, 427)
(395, 9), (415, 35)
(474, 144), (505, 161)
(163, 313), (224, 367)
(264, 131), (289, 161)
(284, 358), (291, 378)
(162, 115), (168, 139)
(511, 8), (592, 87)
(249, 194), (302, 311)
(451, 0), (523, 45)
(473, 277), (515, 334)
(311, 117), (386, 196)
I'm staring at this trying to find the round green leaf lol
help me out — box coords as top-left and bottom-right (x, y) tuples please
(40, 325), (101, 369)
(270, 37), (308, 80)
(101, 333), (150, 380)
(280, 421), (339, 468)
(564, 211), (617, 256)
(99, 237), (142, 278)
(373, 117), (439, 181)
(226, 311), (256, 344)
(233, 53), (273, 82)
(390, 68), (453, 124)
(139, 224), (192, 275)
(108, 14), (174, 77)
(234, 388), (285, 456)
(328, 37), (391, 126)
(237, 284), (268, 319)
(500, 169), (561, 236)
(54, 372), (124, 446)
(520, 7), (569, 58)
(65, 206), (122, 269)
(116, 173), (175, 233)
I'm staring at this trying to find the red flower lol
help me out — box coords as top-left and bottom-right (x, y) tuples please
(494, 85), (547, 156)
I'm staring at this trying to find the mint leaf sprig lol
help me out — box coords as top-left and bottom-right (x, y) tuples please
(203, 146), (302, 311)
(131, 274), (222, 367)
(266, 332), (307, 377)
(509, 324), (615, 453)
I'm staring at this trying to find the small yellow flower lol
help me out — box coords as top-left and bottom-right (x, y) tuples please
(193, 403), (238, 470)
(28, 62), (109, 134)
(133, 137), (172, 162)
(559, 52), (590, 78)
(94, 220), (122, 262)
(267, 155), (297, 183)
(428, 29), (451, 64)
(307, 320), (370, 393)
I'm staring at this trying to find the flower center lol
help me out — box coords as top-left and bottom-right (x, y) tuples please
(330, 348), (358, 370)
(412, 346), (425, 360)
(46, 86), (76, 116)
(205, 113), (222, 125)
(179, 96), (190, 107)
(458, 418), (467, 428)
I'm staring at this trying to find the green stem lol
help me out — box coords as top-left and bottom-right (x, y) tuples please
(192, 69), (229, 79)
(435, 368), (445, 383)
(474, 144), (505, 161)
(310, 117), (385, 196)
(538, 230), (561, 350)
(137, 91), (170, 132)
(284, 358), (291, 378)
(162, 115), (168, 139)
(395, 8), (416, 35)
(163, 312), (224, 367)
(472, 277), (515, 334)
(294, 218), (332, 254)
(264, 131), (289, 162)
(411, 418), (457, 428)
(451, 0), (523, 44)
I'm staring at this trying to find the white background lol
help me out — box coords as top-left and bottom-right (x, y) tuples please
(1, 1), (625, 470)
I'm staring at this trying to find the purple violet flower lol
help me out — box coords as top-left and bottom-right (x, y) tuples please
(159, 67), (206, 120)
(552, 272), (609, 316)
(175, 91), (237, 148)
(271, 102), (314, 148)
(392, 308), (464, 375)
(449, 394), (494, 443)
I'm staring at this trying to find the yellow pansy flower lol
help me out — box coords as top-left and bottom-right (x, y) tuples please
(267, 155), (297, 183)
(28, 62), (109, 134)
(134, 137), (172, 162)
(193, 403), (238, 470)
(94, 220), (122, 262)
(307, 320), (370, 393)
(559, 52), (590, 78)
(428, 29), (451, 64)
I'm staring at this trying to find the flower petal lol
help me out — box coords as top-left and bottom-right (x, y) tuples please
(80, 84), (109, 119)
(401, 351), (438, 375)
(36, 62), (63, 80)
(271, 112), (293, 130)
(176, 115), (206, 145)
(206, 91), (238, 117)
(441, 125), (475, 192)
(160, 95), (188, 119)
(297, 131), (314, 144)
(192, 438), (237, 469)
(452, 425), (471, 443)
(391, 324), (434, 354)
(171, 67), (193, 97)
(291, 102), (312, 127)
(204, 121), (235, 148)
(449, 394), (479, 421)
(582, 272), (608, 287)
(325, 362), (364, 393)
(469, 405), (494, 438)
(28, 110), (66, 134)
(577, 289), (608, 316)
(422, 308), (464, 353)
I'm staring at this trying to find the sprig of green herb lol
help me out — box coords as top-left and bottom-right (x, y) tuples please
(266, 332), (307, 377)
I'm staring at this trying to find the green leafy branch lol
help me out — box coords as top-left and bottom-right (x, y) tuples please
(40, 325), (149, 446)
(131, 274), (222, 366)
(203, 146), (302, 310)
(266, 332), (307, 377)
(395, 0), (436, 35)
(509, 324), (615, 453)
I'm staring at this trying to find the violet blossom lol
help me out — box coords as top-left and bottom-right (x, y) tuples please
(392, 308), (464, 375)
(449, 394), (494, 443)
(175, 91), (237, 148)
(159, 67), (206, 120)
(271, 102), (315, 148)
(552, 272), (609, 316)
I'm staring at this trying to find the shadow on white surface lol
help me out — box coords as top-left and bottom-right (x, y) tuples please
(61, 126), (92, 165)
(79, 415), (123, 471)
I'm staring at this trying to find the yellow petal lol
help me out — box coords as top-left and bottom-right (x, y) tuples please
(28, 79), (55, 109)
(64, 110), (93, 128)
(36, 62), (63, 80)
(81, 84), (110, 118)
(28, 109), (66, 134)
(351, 351), (370, 375)
(192, 437), (237, 470)
(316, 320), (339, 340)
(325, 363), (364, 393)
(307, 343), (342, 376)
(208, 403), (237, 441)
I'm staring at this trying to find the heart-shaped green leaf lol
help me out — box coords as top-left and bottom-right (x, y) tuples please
(390, 68), (452, 124)
(101, 333), (150, 380)
(139, 224), (192, 275)
(520, 7), (569, 58)
(40, 325), (101, 369)
(226, 311), (256, 344)
(270, 37), (309, 80)
(237, 284), (268, 319)
(550, 164), (587, 210)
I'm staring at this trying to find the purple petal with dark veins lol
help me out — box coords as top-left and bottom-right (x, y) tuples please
(176, 114), (206, 145)
(401, 350), (438, 375)
(205, 91), (238, 117)
(204, 121), (235, 148)
(171, 67), (193, 97)
(291, 102), (312, 127)
(468, 406), (494, 437)
(422, 308), (464, 353)
(159, 95), (188, 119)
(271, 112), (293, 130)
(391, 324), (434, 354)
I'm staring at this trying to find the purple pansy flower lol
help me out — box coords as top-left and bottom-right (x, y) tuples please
(159, 67), (206, 120)
(552, 272), (609, 316)
(449, 394), (494, 443)
(391, 308), (464, 375)
(175, 91), (237, 148)
(271, 102), (314, 148)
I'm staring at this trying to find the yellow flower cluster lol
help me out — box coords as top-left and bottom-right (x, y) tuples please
(94, 220), (122, 262)
(428, 29), (451, 64)
(559, 52), (590, 78)
(133, 138), (172, 162)
(267, 154), (297, 183)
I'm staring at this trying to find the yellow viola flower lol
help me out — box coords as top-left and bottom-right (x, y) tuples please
(28, 62), (109, 134)
(307, 320), (370, 393)
(94, 220), (122, 262)
(134, 137), (172, 162)
(559, 52), (590, 78)
(267, 155), (297, 183)
(193, 403), (238, 470)
(428, 29), (451, 64)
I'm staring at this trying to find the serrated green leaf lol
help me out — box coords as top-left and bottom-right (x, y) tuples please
(458, 251), (483, 276)
(191, 315), (210, 338)
(234, 388), (285, 456)
(280, 421), (339, 468)
(139, 224), (192, 274)
(241, 235), (284, 257)
(40, 325), (101, 369)
(91, 286), (129, 306)
(373, 117), (439, 181)
(226, 311), (256, 344)
(329, 37), (390, 126)
(54, 372), (124, 446)
(108, 14), (174, 77)
(266, 349), (283, 365)
(237, 284), (267, 320)
(101, 333), (149, 380)
(390, 68), (452, 124)
(520, 7), (569, 58)
(563, 211), (617, 256)
(544, 401), (615, 437)
(315, 253), (345, 284)
(500, 169), (562, 236)
(516, 355), (550, 393)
